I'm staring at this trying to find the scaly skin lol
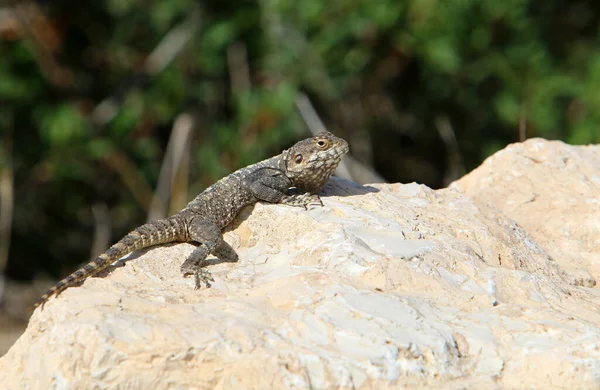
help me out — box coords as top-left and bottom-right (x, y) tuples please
(35, 132), (349, 308)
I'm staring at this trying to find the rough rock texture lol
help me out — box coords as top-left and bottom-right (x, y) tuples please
(1, 139), (600, 389)
(452, 138), (600, 288)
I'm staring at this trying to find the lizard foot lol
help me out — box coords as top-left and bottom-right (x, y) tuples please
(193, 268), (214, 289)
(181, 264), (215, 289)
(281, 193), (323, 209)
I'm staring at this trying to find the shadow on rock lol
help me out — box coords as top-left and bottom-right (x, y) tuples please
(320, 177), (380, 197)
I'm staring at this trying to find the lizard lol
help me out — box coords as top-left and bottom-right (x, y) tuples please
(35, 131), (349, 308)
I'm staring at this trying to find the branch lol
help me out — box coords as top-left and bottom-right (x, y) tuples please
(147, 112), (194, 222)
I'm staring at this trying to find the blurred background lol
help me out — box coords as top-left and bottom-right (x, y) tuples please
(1, 0), (599, 354)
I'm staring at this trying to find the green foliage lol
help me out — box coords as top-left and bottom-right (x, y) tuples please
(36, 104), (87, 146)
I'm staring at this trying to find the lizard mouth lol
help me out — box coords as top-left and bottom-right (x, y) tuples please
(333, 139), (350, 159)
(340, 142), (350, 155)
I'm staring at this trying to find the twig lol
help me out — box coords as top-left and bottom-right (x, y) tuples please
(170, 129), (191, 215)
(295, 93), (328, 135)
(104, 150), (155, 211)
(339, 98), (373, 165)
(227, 41), (251, 94)
(342, 155), (386, 184)
(90, 203), (111, 261)
(519, 107), (527, 142)
(147, 112), (194, 222)
(144, 12), (200, 75)
(435, 115), (465, 185)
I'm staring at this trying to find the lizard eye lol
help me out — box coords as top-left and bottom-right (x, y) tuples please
(294, 154), (303, 164)
(316, 139), (329, 148)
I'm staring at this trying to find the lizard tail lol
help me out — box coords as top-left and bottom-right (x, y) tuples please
(34, 216), (187, 308)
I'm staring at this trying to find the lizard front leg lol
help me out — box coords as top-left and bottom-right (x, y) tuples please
(247, 168), (323, 208)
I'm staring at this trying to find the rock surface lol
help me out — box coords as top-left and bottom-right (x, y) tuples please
(452, 138), (600, 288)
(1, 139), (600, 389)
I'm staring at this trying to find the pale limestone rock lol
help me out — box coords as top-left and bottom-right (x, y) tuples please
(452, 138), (600, 288)
(1, 139), (600, 389)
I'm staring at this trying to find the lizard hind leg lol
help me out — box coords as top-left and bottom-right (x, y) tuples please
(212, 240), (238, 263)
(180, 217), (222, 289)
(180, 246), (215, 289)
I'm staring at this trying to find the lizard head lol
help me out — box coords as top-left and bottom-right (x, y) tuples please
(282, 132), (349, 194)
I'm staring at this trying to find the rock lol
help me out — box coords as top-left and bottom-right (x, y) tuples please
(452, 138), (600, 288)
(2, 140), (600, 389)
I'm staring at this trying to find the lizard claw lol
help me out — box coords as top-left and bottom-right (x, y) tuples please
(182, 266), (214, 289)
(282, 193), (323, 208)
(193, 269), (214, 289)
